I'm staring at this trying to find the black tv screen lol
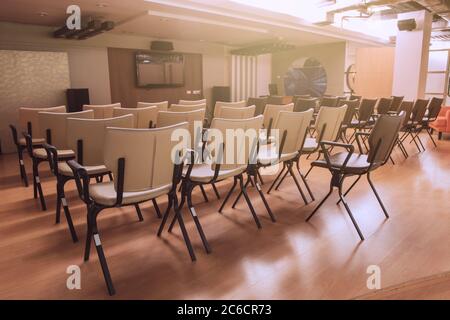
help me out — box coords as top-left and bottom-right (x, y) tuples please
(136, 52), (185, 87)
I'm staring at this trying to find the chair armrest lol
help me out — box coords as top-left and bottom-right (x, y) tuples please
(67, 160), (91, 205)
(42, 143), (59, 175)
(319, 140), (355, 172)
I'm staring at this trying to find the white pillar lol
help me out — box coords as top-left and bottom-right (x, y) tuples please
(392, 10), (432, 100)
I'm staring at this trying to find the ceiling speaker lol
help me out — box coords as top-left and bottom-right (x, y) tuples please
(397, 19), (417, 31)
(151, 41), (174, 51)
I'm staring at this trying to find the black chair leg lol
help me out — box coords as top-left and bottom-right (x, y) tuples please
(274, 166), (289, 191)
(305, 153), (321, 179)
(17, 147), (28, 187)
(167, 188), (186, 233)
(187, 185), (211, 254)
(55, 184), (62, 224)
(252, 175), (276, 222)
(90, 207), (115, 296)
(231, 175), (251, 209)
(211, 183), (221, 199)
(199, 184), (209, 202)
(58, 179), (78, 242)
(267, 164), (286, 194)
(135, 204), (144, 222)
(296, 161), (315, 201)
(338, 183), (364, 241)
(367, 173), (389, 219)
(152, 198), (161, 218)
(173, 196), (196, 262)
(336, 175), (362, 205)
(33, 160), (46, 211)
(257, 170), (265, 185)
(84, 207), (94, 261)
(426, 128), (437, 147)
(288, 164), (308, 205)
(238, 175), (262, 229)
(157, 194), (173, 236)
(306, 184), (333, 222)
(219, 177), (237, 213)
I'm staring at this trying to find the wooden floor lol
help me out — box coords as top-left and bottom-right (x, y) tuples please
(0, 134), (449, 299)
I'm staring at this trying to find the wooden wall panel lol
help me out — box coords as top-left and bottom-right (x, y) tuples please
(354, 47), (395, 99)
(108, 48), (203, 108)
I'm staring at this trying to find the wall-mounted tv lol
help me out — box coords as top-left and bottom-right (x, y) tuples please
(136, 52), (185, 88)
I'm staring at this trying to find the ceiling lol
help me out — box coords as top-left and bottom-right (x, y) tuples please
(0, 0), (394, 47)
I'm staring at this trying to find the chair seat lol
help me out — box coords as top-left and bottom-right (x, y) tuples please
(312, 152), (376, 174)
(349, 119), (367, 128)
(58, 162), (109, 177)
(184, 163), (246, 183)
(89, 181), (172, 206)
(258, 145), (297, 166)
(19, 137), (45, 146)
(303, 138), (318, 152)
(33, 148), (75, 159)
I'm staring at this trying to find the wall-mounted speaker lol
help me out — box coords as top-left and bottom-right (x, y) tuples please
(151, 41), (174, 51)
(397, 19), (417, 31)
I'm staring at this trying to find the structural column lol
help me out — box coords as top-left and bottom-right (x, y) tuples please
(392, 10), (432, 100)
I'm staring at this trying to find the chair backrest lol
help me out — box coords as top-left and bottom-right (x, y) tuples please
(294, 98), (318, 113)
(315, 105), (347, 142)
(293, 94), (311, 104)
(339, 99), (360, 126)
(320, 96), (338, 108)
(358, 98), (377, 122)
(83, 103), (120, 119)
(217, 106), (256, 119)
(376, 97), (394, 115)
(157, 109), (205, 148)
(113, 106), (158, 128)
(214, 100), (247, 117)
(19, 105), (66, 138)
(247, 97), (268, 116)
(104, 122), (188, 193)
(274, 109), (314, 154)
(367, 113), (405, 164)
(38, 110), (94, 149)
(262, 103), (294, 129)
(178, 99), (206, 105)
(137, 101), (168, 112)
(208, 115), (263, 170)
(411, 99), (430, 123)
(169, 103), (206, 113)
(398, 101), (414, 127)
(267, 96), (289, 105)
(67, 114), (134, 166)
(427, 97), (444, 120)
(390, 96), (404, 112)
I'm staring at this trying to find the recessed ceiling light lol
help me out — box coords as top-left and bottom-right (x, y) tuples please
(37, 11), (48, 17)
(96, 3), (109, 8)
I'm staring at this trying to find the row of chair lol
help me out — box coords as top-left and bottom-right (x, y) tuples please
(8, 94), (440, 295)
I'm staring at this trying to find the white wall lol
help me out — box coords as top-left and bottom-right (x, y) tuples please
(256, 54), (272, 97)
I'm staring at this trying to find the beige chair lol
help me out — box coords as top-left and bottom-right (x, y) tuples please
(179, 99), (206, 105)
(113, 106), (158, 128)
(68, 122), (194, 295)
(157, 109), (205, 144)
(83, 103), (120, 119)
(261, 109), (315, 204)
(161, 116), (265, 254)
(216, 105), (256, 119)
(262, 103), (294, 129)
(306, 113), (405, 241)
(302, 105), (347, 178)
(169, 103), (206, 113)
(9, 105), (66, 187)
(247, 97), (268, 116)
(213, 100), (247, 118)
(23, 110), (94, 211)
(137, 101), (168, 112)
(44, 114), (134, 242)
